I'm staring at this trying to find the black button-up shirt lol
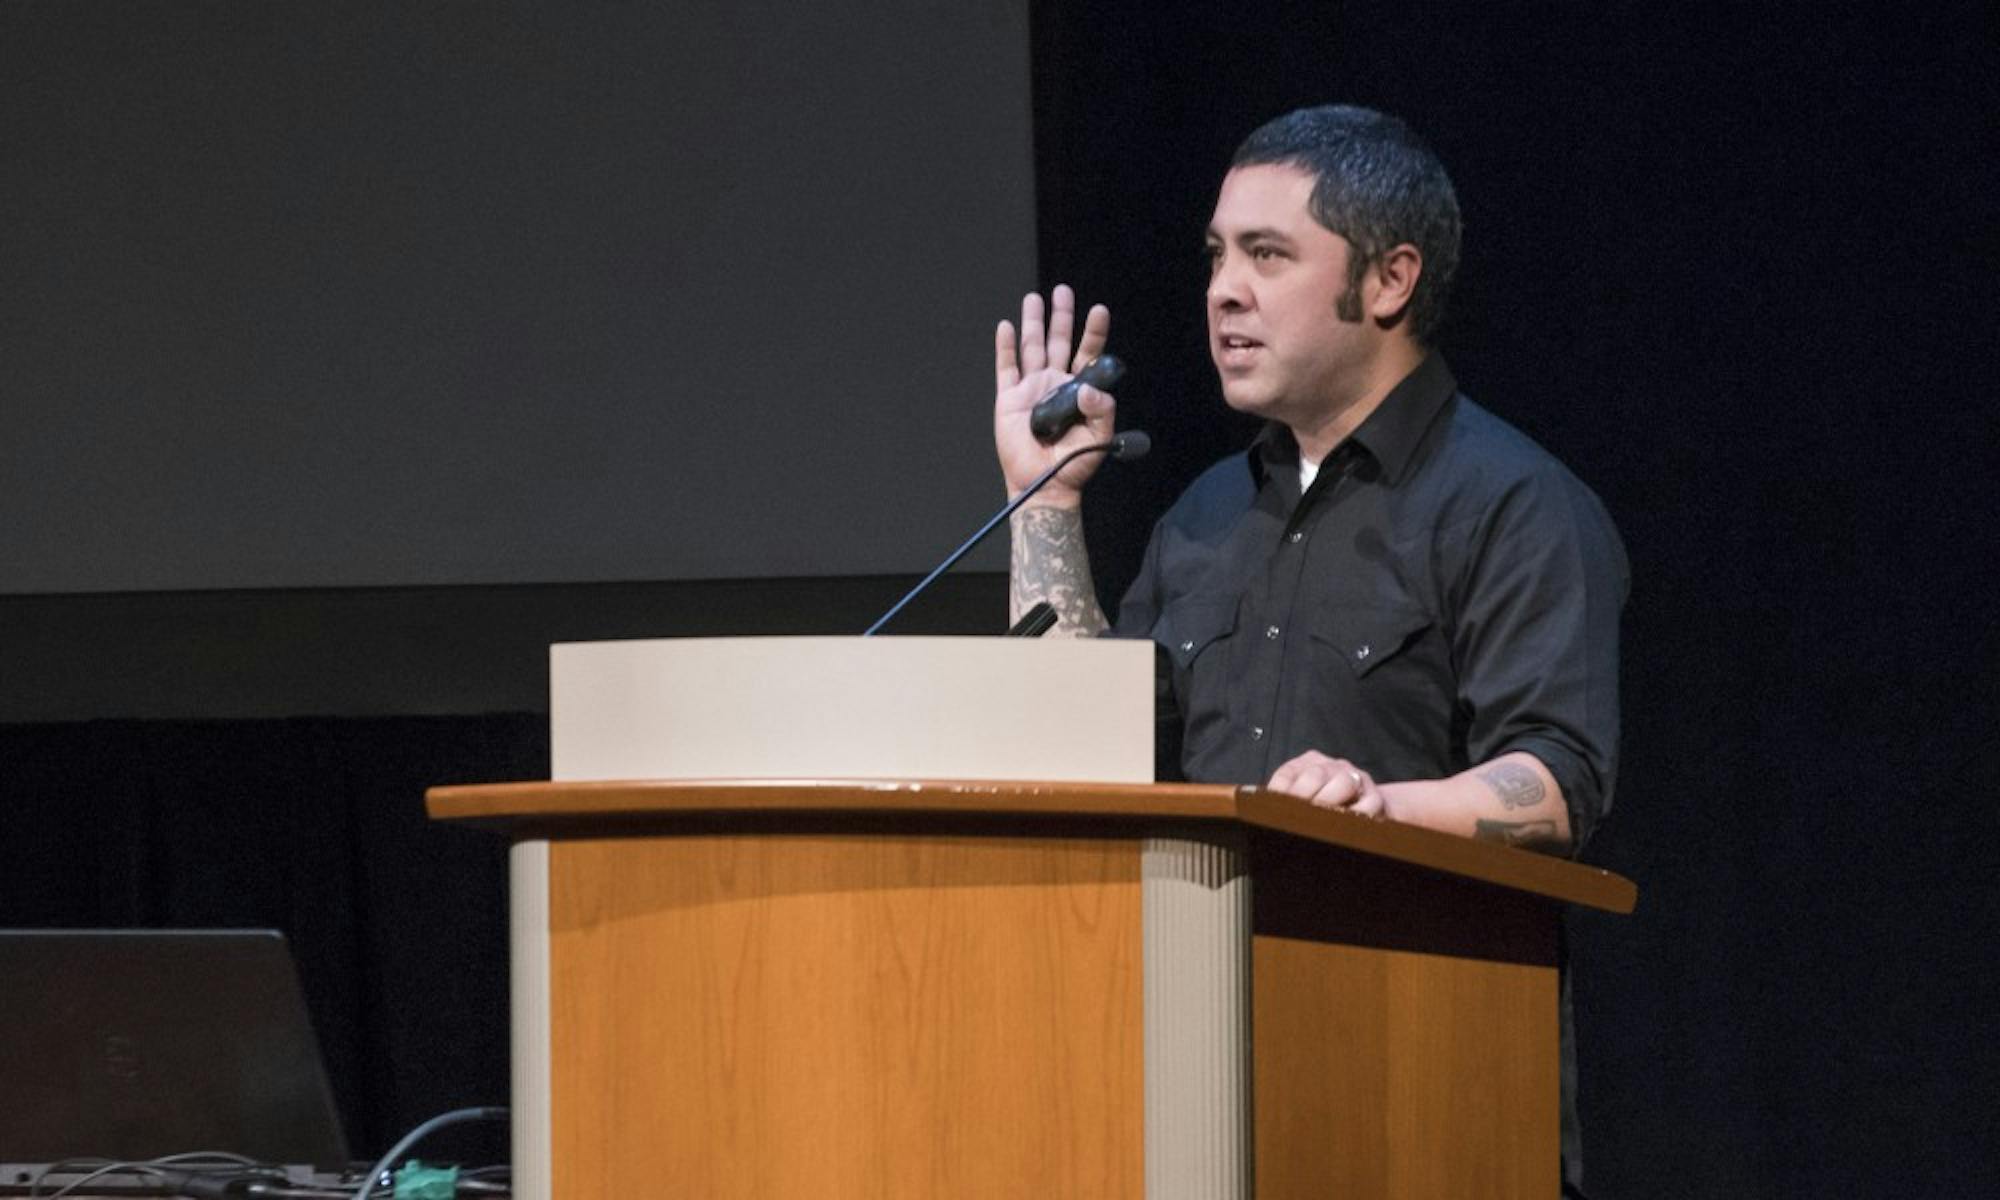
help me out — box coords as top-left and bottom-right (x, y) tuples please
(1113, 353), (1629, 845)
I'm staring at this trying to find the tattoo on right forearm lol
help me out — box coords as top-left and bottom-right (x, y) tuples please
(1473, 819), (1560, 848)
(1478, 762), (1547, 810)
(1010, 506), (1108, 637)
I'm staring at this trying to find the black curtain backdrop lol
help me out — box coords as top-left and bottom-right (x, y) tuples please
(3, 3), (1995, 1194)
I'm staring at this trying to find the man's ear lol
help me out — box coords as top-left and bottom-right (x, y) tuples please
(1368, 243), (1424, 326)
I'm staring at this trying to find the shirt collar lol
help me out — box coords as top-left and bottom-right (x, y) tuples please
(1248, 352), (1458, 488)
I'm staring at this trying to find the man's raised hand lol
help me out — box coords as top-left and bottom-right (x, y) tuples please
(994, 285), (1114, 505)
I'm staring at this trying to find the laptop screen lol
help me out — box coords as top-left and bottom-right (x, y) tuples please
(0, 929), (350, 1172)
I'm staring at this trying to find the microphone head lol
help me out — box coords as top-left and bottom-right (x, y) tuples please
(1110, 430), (1152, 461)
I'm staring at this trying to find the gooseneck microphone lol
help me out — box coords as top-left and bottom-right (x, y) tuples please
(1030, 354), (1125, 443)
(1006, 601), (1059, 638)
(862, 430), (1152, 636)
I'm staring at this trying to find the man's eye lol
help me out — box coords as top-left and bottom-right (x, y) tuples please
(1251, 246), (1281, 261)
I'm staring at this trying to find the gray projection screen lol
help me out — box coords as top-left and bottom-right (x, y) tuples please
(1, 2), (1036, 594)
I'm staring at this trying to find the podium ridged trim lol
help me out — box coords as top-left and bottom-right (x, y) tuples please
(510, 839), (552, 1200)
(1142, 834), (1253, 1200)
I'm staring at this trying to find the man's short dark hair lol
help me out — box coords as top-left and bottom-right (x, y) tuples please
(1231, 105), (1462, 343)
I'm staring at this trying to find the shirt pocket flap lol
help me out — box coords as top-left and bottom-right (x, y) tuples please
(1153, 596), (1239, 669)
(1309, 604), (1432, 678)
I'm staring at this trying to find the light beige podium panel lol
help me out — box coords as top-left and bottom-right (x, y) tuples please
(430, 780), (1635, 1200)
(549, 636), (1155, 783)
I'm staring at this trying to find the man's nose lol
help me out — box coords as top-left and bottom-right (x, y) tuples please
(1207, 255), (1249, 309)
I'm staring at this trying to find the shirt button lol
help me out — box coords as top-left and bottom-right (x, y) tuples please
(1286, 531), (1303, 544)
(1180, 640), (1194, 652)
(1250, 726), (1265, 741)
(1355, 644), (1372, 661)
(1265, 625), (1281, 639)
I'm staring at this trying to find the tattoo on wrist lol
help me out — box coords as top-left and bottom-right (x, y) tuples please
(1478, 762), (1546, 810)
(1010, 507), (1107, 636)
(1473, 818), (1559, 848)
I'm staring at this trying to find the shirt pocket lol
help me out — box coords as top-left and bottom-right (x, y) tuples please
(1151, 594), (1242, 770)
(1307, 603), (1434, 678)
(1302, 602), (1455, 783)
(1151, 594), (1240, 670)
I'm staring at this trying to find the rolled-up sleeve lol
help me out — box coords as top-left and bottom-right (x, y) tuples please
(1448, 467), (1629, 849)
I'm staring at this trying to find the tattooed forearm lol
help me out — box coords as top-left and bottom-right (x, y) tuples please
(1478, 762), (1547, 810)
(1010, 506), (1108, 637)
(1473, 818), (1560, 848)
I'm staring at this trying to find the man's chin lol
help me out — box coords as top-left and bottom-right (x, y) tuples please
(1218, 379), (1277, 417)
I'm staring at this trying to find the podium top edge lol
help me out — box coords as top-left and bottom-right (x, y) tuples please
(426, 778), (1636, 915)
(547, 635), (1154, 649)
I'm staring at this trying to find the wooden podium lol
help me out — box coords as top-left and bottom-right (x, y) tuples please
(427, 635), (1633, 1198)
(427, 778), (1633, 1200)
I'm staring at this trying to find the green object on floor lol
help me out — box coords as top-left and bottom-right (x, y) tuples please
(394, 1161), (460, 1199)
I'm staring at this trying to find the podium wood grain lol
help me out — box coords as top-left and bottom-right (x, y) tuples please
(1249, 832), (1562, 1197)
(1254, 938), (1556, 1196)
(431, 780), (1635, 1199)
(547, 833), (1144, 1199)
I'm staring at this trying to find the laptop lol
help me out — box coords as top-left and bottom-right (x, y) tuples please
(0, 930), (352, 1195)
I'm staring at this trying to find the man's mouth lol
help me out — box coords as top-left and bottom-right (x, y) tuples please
(1216, 334), (1263, 367)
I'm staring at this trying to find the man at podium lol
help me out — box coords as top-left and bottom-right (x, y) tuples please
(993, 103), (1626, 861)
(994, 105), (1628, 1194)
